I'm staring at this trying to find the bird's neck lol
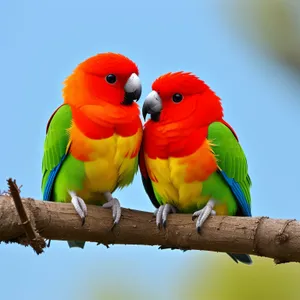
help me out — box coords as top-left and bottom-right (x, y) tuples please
(71, 106), (113, 139)
(143, 120), (209, 159)
(70, 103), (141, 140)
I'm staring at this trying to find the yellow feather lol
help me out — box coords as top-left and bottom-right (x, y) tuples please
(70, 124), (142, 203)
(145, 139), (217, 211)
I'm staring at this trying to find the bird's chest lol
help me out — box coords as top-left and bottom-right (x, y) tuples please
(145, 138), (218, 211)
(70, 127), (142, 198)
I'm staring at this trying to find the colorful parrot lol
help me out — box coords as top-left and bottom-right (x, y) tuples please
(42, 52), (143, 248)
(140, 72), (252, 264)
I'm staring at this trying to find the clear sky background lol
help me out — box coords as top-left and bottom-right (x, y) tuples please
(1, 1), (300, 300)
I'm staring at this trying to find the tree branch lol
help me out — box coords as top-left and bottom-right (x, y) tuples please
(0, 195), (299, 263)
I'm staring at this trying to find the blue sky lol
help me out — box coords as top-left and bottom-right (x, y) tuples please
(1, 1), (300, 299)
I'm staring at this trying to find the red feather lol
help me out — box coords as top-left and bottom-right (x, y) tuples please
(144, 72), (226, 159)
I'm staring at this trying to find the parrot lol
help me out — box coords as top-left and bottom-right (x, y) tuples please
(139, 71), (252, 264)
(42, 52), (143, 248)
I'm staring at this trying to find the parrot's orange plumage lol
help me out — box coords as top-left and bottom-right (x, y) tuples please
(59, 52), (142, 165)
(140, 71), (252, 264)
(42, 53), (143, 250)
(63, 53), (141, 141)
(144, 72), (224, 159)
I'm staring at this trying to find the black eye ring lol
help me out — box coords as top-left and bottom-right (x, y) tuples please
(172, 93), (183, 103)
(106, 74), (117, 84)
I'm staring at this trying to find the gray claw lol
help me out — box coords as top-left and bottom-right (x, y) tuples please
(155, 204), (176, 229)
(103, 193), (122, 225)
(155, 206), (164, 228)
(192, 199), (216, 233)
(69, 190), (88, 225)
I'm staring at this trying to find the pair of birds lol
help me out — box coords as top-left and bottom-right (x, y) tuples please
(42, 52), (252, 265)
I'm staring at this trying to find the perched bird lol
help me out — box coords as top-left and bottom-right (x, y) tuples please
(42, 52), (143, 248)
(140, 71), (252, 264)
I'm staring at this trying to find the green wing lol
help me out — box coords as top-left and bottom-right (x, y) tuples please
(208, 121), (252, 216)
(41, 104), (72, 200)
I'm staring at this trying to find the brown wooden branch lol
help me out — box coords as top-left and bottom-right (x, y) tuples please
(6, 179), (46, 254)
(0, 195), (299, 263)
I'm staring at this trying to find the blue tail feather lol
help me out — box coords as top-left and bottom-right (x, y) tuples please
(218, 170), (252, 264)
(218, 170), (251, 217)
(158, 247), (252, 265)
(67, 241), (86, 249)
(43, 154), (68, 201)
(227, 253), (252, 265)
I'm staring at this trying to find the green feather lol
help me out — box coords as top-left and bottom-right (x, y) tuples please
(41, 104), (72, 197)
(204, 121), (252, 214)
(41, 104), (85, 249)
(42, 104), (85, 202)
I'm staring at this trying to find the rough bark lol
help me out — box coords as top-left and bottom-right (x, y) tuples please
(0, 195), (299, 263)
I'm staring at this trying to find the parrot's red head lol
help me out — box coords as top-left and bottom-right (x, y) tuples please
(143, 72), (223, 126)
(63, 52), (141, 107)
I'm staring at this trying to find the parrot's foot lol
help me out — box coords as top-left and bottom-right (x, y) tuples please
(68, 190), (88, 226)
(103, 192), (121, 226)
(154, 204), (177, 229)
(192, 199), (216, 233)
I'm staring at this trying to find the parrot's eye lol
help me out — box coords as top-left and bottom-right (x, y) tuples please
(172, 93), (183, 103)
(106, 74), (117, 84)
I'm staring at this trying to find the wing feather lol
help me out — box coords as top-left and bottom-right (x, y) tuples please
(41, 104), (72, 201)
(208, 121), (252, 216)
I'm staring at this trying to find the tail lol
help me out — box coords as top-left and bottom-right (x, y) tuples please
(227, 253), (252, 265)
(159, 247), (252, 265)
(67, 241), (85, 249)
